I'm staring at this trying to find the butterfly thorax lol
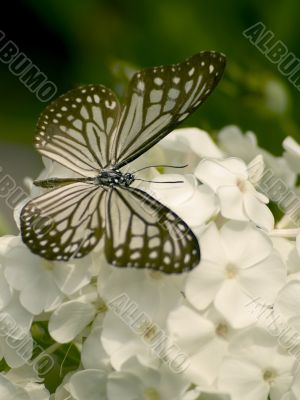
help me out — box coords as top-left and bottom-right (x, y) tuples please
(96, 170), (134, 187)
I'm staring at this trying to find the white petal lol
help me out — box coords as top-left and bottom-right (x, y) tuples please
(167, 305), (214, 353)
(220, 221), (272, 268)
(160, 127), (224, 159)
(244, 192), (274, 231)
(20, 272), (63, 315)
(69, 370), (107, 400)
(0, 295), (33, 338)
(217, 186), (247, 221)
(185, 261), (224, 310)
(49, 301), (96, 343)
(0, 268), (12, 309)
(52, 259), (92, 296)
(215, 280), (257, 328)
(0, 374), (30, 400)
(218, 357), (269, 400)
(107, 372), (144, 400)
(275, 281), (300, 319)
(195, 159), (239, 191)
(1, 333), (33, 368)
(239, 253), (286, 304)
(218, 125), (257, 161)
(82, 328), (110, 370)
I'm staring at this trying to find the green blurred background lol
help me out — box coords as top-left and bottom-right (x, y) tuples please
(1, 0), (300, 231)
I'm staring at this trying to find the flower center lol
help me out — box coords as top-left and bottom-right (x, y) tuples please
(43, 260), (55, 271)
(263, 369), (277, 384)
(147, 270), (163, 280)
(95, 299), (108, 313)
(144, 388), (160, 400)
(236, 178), (247, 193)
(216, 322), (228, 338)
(225, 264), (238, 279)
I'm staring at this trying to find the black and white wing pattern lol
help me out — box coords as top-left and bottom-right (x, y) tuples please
(35, 85), (121, 176)
(110, 51), (226, 168)
(105, 187), (200, 273)
(21, 183), (107, 261)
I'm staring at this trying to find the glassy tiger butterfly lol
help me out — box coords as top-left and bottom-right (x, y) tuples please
(20, 51), (226, 274)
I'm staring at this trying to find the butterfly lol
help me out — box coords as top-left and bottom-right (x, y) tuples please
(20, 51), (226, 274)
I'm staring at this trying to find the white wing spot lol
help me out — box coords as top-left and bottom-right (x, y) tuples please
(154, 77), (163, 86)
(209, 64), (214, 73)
(188, 67), (195, 76)
(80, 106), (89, 119)
(173, 77), (180, 84)
(185, 80), (193, 93)
(201, 61), (205, 66)
(87, 96), (93, 103)
(76, 98), (82, 103)
(105, 100), (117, 109)
(94, 94), (100, 104)
(150, 89), (163, 103)
(168, 88), (180, 100)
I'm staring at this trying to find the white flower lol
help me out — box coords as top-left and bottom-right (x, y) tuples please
(1, 236), (92, 315)
(159, 127), (224, 173)
(195, 156), (274, 230)
(149, 174), (218, 233)
(0, 366), (49, 400)
(0, 292), (33, 368)
(48, 284), (99, 343)
(99, 265), (185, 370)
(218, 126), (295, 187)
(218, 328), (295, 400)
(185, 221), (286, 328)
(281, 367), (300, 400)
(167, 303), (239, 385)
(67, 357), (189, 400)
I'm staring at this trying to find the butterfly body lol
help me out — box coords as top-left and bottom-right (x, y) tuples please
(96, 170), (135, 187)
(21, 51), (226, 273)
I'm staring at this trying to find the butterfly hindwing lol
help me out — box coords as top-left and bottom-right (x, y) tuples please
(35, 85), (121, 176)
(21, 183), (108, 261)
(105, 186), (200, 273)
(110, 51), (226, 168)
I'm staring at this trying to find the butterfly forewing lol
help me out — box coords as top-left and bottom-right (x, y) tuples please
(111, 51), (226, 168)
(35, 85), (121, 176)
(21, 183), (108, 261)
(105, 187), (200, 273)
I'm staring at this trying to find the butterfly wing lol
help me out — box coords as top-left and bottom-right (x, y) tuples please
(110, 51), (226, 168)
(21, 183), (108, 261)
(105, 186), (200, 273)
(35, 85), (121, 176)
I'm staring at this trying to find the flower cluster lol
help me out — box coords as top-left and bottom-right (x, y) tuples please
(1, 125), (300, 399)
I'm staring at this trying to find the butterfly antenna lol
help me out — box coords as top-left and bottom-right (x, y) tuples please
(132, 164), (188, 174)
(135, 178), (184, 184)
